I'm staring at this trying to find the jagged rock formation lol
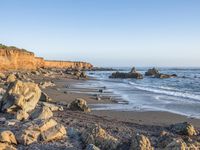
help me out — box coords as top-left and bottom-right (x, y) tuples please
(0, 44), (93, 71)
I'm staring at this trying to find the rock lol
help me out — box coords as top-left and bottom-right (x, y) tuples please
(39, 91), (52, 102)
(145, 68), (159, 76)
(0, 80), (41, 113)
(129, 134), (153, 150)
(165, 139), (187, 150)
(156, 73), (177, 79)
(41, 124), (67, 142)
(30, 106), (53, 120)
(110, 67), (143, 79)
(0, 72), (6, 79)
(157, 131), (174, 148)
(16, 123), (41, 145)
(5, 119), (20, 126)
(37, 119), (58, 132)
(42, 102), (63, 111)
(16, 110), (29, 121)
(69, 98), (91, 112)
(39, 81), (55, 89)
(86, 144), (101, 150)
(0, 142), (16, 150)
(82, 124), (118, 150)
(6, 74), (17, 83)
(170, 122), (197, 136)
(0, 130), (17, 144)
(0, 88), (6, 95)
(145, 68), (177, 78)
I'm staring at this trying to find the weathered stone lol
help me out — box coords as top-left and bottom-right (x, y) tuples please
(39, 81), (55, 89)
(30, 106), (53, 120)
(170, 122), (197, 136)
(0, 80), (41, 113)
(5, 119), (20, 126)
(16, 124), (41, 145)
(0, 88), (6, 95)
(0, 72), (6, 79)
(0, 142), (16, 150)
(41, 124), (66, 142)
(110, 67), (143, 79)
(6, 74), (17, 83)
(156, 74), (177, 79)
(0, 130), (17, 144)
(42, 102), (63, 111)
(37, 119), (58, 132)
(16, 110), (29, 121)
(69, 98), (91, 112)
(145, 68), (159, 76)
(130, 134), (153, 150)
(86, 144), (101, 150)
(39, 91), (52, 102)
(82, 124), (118, 150)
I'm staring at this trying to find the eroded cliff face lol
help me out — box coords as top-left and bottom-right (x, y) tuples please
(0, 48), (93, 71)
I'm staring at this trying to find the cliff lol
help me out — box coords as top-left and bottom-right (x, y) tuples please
(0, 45), (93, 71)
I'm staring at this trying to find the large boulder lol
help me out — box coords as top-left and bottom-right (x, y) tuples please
(30, 106), (53, 120)
(69, 98), (91, 112)
(145, 68), (159, 76)
(41, 124), (67, 142)
(129, 134), (153, 150)
(0, 80), (41, 113)
(16, 118), (63, 145)
(0, 130), (17, 144)
(82, 124), (119, 150)
(145, 68), (177, 78)
(170, 122), (197, 136)
(110, 67), (143, 79)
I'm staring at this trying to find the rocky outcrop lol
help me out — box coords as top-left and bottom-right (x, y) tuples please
(0, 45), (93, 71)
(109, 67), (143, 79)
(82, 124), (119, 150)
(145, 68), (177, 78)
(0, 80), (41, 113)
(130, 134), (153, 150)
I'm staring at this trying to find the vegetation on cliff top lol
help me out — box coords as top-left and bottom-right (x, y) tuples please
(0, 44), (33, 54)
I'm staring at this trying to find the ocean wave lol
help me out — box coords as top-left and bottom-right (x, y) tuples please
(128, 81), (200, 101)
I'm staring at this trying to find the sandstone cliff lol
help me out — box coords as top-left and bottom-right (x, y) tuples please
(0, 45), (93, 71)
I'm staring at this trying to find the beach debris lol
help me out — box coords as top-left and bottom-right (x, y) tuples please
(0, 80), (41, 113)
(6, 74), (17, 83)
(129, 134), (153, 150)
(170, 122), (197, 136)
(81, 124), (119, 150)
(30, 106), (53, 120)
(110, 67), (143, 79)
(86, 144), (101, 150)
(69, 98), (91, 112)
(0, 130), (17, 144)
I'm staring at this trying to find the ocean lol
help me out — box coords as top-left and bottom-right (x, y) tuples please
(75, 67), (200, 118)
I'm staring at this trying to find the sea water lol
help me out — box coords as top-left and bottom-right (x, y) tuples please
(77, 67), (200, 118)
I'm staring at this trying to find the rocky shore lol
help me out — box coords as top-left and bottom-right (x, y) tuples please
(0, 68), (200, 150)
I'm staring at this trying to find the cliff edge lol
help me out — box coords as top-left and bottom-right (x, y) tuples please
(0, 44), (93, 71)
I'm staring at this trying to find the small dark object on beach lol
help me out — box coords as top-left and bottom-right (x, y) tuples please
(99, 89), (103, 93)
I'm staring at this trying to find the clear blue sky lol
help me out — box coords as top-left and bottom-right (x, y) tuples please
(1, 0), (200, 67)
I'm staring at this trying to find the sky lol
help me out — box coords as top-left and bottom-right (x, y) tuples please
(0, 0), (200, 67)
